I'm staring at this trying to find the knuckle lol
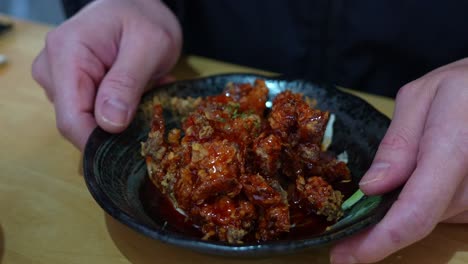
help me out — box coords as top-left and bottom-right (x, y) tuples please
(151, 25), (172, 46)
(420, 123), (468, 163)
(440, 66), (468, 82)
(31, 54), (55, 101)
(417, 124), (443, 161)
(385, 227), (404, 246)
(45, 26), (81, 54)
(134, 24), (174, 56)
(396, 81), (420, 102)
(438, 70), (468, 94)
(452, 130), (468, 162)
(31, 57), (44, 84)
(149, 25), (180, 70)
(103, 72), (139, 94)
(56, 115), (74, 138)
(45, 29), (64, 52)
(385, 207), (434, 247)
(405, 207), (436, 240)
(380, 126), (417, 151)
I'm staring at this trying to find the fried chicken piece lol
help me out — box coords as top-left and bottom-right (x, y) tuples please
(251, 133), (282, 177)
(193, 196), (257, 243)
(142, 105), (166, 161)
(268, 90), (329, 144)
(256, 203), (290, 241)
(225, 111), (262, 147)
(240, 174), (290, 240)
(296, 176), (344, 221)
(296, 100), (329, 145)
(172, 166), (193, 210)
(167, 86), (263, 233)
(279, 142), (322, 179)
(141, 105), (172, 192)
(182, 109), (215, 143)
(306, 158), (351, 183)
(280, 142), (350, 183)
(294, 143), (351, 183)
(268, 91), (299, 142)
(169, 96), (202, 117)
(202, 81), (265, 145)
(184, 101), (262, 147)
(191, 140), (243, 205)
(224, 79), (269, 116)
(266, 91), (349, 182)
(143, 80), (350, 243)
(268, 90), (335, 181)
(240, 174), (282, 207)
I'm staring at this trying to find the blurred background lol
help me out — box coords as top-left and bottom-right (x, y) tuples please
(0, 0), (65, 25)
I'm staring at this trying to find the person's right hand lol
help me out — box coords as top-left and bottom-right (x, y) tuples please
(32, 0), (182, 151)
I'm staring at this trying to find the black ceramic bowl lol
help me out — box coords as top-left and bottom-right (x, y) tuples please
(83, 74), (398, 257)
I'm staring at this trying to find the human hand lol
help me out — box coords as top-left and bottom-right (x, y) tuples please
(330, 59), (468, 263)
(32, 0), (181, 151)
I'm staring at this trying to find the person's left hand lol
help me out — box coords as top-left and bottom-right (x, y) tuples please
(330, 58), (468, 264)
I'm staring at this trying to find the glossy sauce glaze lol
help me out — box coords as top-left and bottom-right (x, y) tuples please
(140, 174), (356, 242)
(141, 80), (354, 243)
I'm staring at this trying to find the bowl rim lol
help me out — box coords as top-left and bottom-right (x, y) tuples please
(83, 73), (399, 256)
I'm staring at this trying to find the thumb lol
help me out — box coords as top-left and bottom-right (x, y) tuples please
(95, 25), (178, 132)
(359, 83), (436, 195)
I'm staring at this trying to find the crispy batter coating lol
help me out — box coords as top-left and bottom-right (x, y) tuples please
(240, 174), (282, 207)
(251, 133), (282, 177)
(142, 79), (351, 243)
(296, 176), (344, 221)
(191, 140), (243, 205)
(193, 196), (257, 243)
(269, 91), (350, 183)
(268, 90), (329, 145)
(256, 202), (290, 241)
(224, 79), (269, 116)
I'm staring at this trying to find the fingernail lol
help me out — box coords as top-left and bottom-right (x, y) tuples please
(101, 98), (128, 126)
(359, 162), (390, 186)
(330, 253), (358, 264)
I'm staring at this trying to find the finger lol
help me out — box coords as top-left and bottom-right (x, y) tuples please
(332, 137), (467, 263)
(443, 211), (468, 223)
(143, 74), (176, 92)
(95, 24), (175, 132)
(359, 81), (437, 195)
(442, 175), (468, 220)
(32, 50), (55, 102)
(153, 74), (176, 86)
(331, 81), (468, 263)
(423, 57), (468, 77)
(52, 69), (98, 151)
(46, 33), (103, 151)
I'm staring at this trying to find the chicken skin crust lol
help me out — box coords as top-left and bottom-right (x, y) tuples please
(142, 80), (350, 243)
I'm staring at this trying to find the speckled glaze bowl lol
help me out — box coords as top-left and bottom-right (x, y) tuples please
(83, 74), (398, 257)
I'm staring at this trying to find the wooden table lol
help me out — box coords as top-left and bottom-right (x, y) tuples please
(1, 16), (467, 264)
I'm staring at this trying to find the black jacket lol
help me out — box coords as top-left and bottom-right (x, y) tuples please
(62, 0), (468, 97)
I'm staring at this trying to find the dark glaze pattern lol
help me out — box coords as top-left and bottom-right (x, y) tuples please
(83, 74), (398, 257)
